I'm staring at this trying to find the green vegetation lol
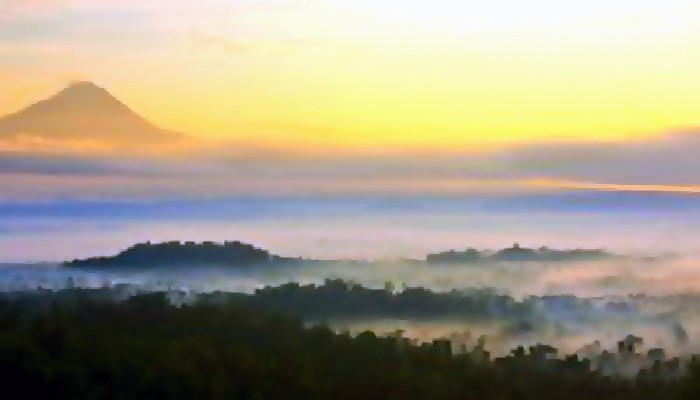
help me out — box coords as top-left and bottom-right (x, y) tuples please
(427, 243), (613, 263)
(206, 279), (533, 320)
(64, 240), (616, 269)
(0, 289), (699, 399)
(64, 240), (288, 268)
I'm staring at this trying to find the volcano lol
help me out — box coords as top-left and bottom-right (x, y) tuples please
(0, 81), (182, 145)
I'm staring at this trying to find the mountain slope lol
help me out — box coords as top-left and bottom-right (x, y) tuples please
(0, 81), (182, 145)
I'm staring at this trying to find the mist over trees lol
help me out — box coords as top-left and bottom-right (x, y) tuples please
(9, 239), (700, 398)
(215, 279), (533, 320)
(2, 288), (700, 399)
(0, 285), (698, 398)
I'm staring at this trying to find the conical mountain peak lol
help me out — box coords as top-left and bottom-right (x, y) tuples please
(43, 81), (131, 112)
(60, 81), (112, 96)
(0, 81), (182, 144)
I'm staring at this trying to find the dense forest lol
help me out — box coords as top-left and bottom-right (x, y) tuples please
(205, 279), (534, 320)
(1, 288), (700, 399)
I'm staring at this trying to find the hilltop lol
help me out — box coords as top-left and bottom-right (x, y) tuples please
(426, 243), (614, 264)
(64, 240), (294, 268)
(64, 240), (618, 268)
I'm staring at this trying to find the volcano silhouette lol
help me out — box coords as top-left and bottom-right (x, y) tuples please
(0, 81), (182, 145)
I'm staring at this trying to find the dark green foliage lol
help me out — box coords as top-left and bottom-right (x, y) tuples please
(427, 243), (613, 264)
(205, 279), (533, 320)
(64, 239), (614, 269)
(64, 240), (285, 268)
(0, 290), (697, 399)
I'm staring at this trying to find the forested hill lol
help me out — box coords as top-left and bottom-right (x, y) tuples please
(426, 243), (615, 263)
(64, 240), (620, 269)
(64, 240), (296, 268)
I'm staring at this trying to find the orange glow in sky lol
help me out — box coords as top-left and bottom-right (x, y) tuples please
(0, 0), (699, 151)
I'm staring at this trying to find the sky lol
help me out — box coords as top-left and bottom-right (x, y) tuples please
(1, 0), (700, 261)
(1, 0), (699, 150)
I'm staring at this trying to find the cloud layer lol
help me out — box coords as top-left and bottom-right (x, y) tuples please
(0, 128), (699, 200)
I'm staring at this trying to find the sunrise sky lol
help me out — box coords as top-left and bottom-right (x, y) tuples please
(2, 1), (700, 261)
(1, 0), (699, 150)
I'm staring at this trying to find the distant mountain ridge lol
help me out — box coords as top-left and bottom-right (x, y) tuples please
(64, 240), (619, 268)
(0, 81), (182, 145)
(426, 243), (614, 264)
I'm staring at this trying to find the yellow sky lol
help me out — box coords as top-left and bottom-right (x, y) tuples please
(1, 0), (699, 150)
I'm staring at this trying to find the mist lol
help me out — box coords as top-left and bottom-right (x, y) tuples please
(1, 191), (699, 376)
(2, 191), (700, 263)
(3, 254), (700, 366)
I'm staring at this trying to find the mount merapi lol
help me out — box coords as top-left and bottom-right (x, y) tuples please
(63, 240), (617, 268)
(0, 81), (182, 145)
